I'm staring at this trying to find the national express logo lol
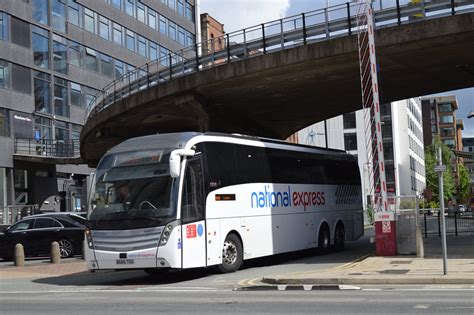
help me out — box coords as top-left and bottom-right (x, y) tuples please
(250, 186), (325, 210)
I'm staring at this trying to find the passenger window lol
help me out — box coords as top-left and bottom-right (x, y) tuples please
(33, 218), (60, 229)
(10, 219), (34, 232)
(234, 145), (270, 184)
(181, 157), (205, 224)
(204, 142), (237, 190)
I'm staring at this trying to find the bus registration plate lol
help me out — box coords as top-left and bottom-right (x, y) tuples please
(116, 259), (134, 265)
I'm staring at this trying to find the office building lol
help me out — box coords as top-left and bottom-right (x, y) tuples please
(0, 0), (198, 216)
(296, 98), (426, 211)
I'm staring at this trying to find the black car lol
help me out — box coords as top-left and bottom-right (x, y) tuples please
(0, 213), (86, 260)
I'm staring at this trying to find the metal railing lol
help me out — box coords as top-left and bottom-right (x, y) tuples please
(421, 208), (474, 237)
(85, 0), (474, 123)
(0, 205), (40, 226)
(14, 138), (80, 158)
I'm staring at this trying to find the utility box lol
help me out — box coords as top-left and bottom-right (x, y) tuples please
(396, 210), (417, 255)
(374, 211), (397, 256)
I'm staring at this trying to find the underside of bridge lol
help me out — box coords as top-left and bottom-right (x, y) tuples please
(81, 13), (474, 166)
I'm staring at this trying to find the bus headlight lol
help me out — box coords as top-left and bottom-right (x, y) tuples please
(85, 227), (94, 248)
(159, 221), (178, 246)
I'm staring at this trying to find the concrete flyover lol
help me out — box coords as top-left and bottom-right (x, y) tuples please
(81, 12), (474, 166)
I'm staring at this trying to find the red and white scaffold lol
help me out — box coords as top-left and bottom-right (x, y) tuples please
(355, 0), (396, 255)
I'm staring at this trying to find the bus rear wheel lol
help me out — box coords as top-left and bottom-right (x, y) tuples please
(218, 234), (243, 273)
(334, 224), (345, 251)
(318, 226), (330, 254)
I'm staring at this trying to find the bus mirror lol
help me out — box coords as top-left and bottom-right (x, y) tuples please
(170, 154), (181, 178)
(169, 149), (195, 178)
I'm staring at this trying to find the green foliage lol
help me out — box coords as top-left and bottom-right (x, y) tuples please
(424, 138), (455, 202)
(367, 206), (374, 225)
(458, 163), (470, 202)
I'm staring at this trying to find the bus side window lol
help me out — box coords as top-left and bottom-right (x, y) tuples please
(181, 158), (205, 224)
(204, 142), (237, 191)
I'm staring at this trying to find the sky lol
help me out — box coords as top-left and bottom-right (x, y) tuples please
(199, 0), (474, 137)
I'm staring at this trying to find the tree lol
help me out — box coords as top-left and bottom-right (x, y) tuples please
(424, 138), (455, 203)
(458, 163), (470, 203)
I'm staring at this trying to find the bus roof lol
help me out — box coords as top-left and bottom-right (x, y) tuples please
(106, 132), (350, 158)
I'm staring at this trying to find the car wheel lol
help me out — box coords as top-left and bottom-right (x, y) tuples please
(218, 234), (243, 273)
(58, 239), (75, 258)
(334, 224), (345, 251)
(318, 225), (330, 254)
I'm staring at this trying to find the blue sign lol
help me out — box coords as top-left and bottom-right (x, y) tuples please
(197, 224), (204, 237)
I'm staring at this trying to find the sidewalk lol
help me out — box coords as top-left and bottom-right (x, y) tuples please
(259, 234), (474, 286)
(0, 259), (88, 280)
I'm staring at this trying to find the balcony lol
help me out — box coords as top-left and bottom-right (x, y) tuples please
(13, 138), (83, 164)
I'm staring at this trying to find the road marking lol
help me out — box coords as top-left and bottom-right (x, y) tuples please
(328, 253), (373, 271)
(414, 304), (430, 309)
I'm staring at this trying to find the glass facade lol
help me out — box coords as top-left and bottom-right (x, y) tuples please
(0, 60), (10, 89)
(53, 38), (68, 74)
(54, 78), (69, 118)
(51, 0), (66, 33)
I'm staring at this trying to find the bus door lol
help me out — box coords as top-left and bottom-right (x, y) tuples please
(181, 156), (207, 268)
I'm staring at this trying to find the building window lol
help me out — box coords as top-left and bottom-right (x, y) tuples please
(34, 71), (51, 114)
(168, 21), (176, 40)
(149, 42), (158, 60)
(111, 0), (122, 9)
(55, 120), (69, 141)
(0, 12), (9, 41)
(113, 24), (122, 45)
(68, 41), (82, 67)
(177, 0), (184, 15)
(148, 10), (156, 29)
(99, 16), (110, 40)
(439, 103), (452, 112)
(68, 0), (81, 27)
(84, 47), (98, 72)
(160, 46), (169, 66)
(167, 0), (176, 10)
(100, 54), (113, 77)
(32, 26), (49, 69)
(136, 2), (145, 23)
(443, 139), (455, 148)
(11, 64), (31, 94)
(343, 112), (356, 129)
(51, 0), (66, 33)
(0, 60), (10, 89)
(344, 133), (357, 151)
(53, 39), (68, 75)
(126, 30), (135, 51)
(178, 28), (185, 45)
(185, 2), (194, 21)
(84, 8), (95, 33)
(85, 87), (96, 110)
(32, 0), (49, 26)
(440, 115), (454, 124)
(70, 82), (83, 108)
(71, 124), (81, 140)
(0, 108), (10, 137)
(137, 35), (146, 57)
(159, 16), (167, 35)
(54, 78), (69, 118)
(125, 0), (134, 17)
(441, 127), (454, 137)
(114, 60), (124, 79)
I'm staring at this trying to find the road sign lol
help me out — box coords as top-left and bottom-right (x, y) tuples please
(434, 165), (446, 172)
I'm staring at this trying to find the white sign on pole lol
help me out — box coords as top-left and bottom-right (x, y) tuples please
(434, 165), (446, 172)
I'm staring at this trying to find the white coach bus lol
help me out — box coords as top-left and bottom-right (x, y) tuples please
(85, 132), (363, 274)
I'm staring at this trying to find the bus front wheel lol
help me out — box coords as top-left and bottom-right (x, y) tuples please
(218, 234), (243, 273)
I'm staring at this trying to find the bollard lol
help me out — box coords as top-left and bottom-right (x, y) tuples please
(14, 243), (25, 267)
(50, 241), (61, 264)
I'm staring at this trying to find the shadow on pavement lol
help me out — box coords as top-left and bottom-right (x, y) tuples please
(423, 234), (474, 258)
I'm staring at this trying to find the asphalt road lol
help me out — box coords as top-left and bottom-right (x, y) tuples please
(1, 287), (473, 314)
(1, 229), (375, 292)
